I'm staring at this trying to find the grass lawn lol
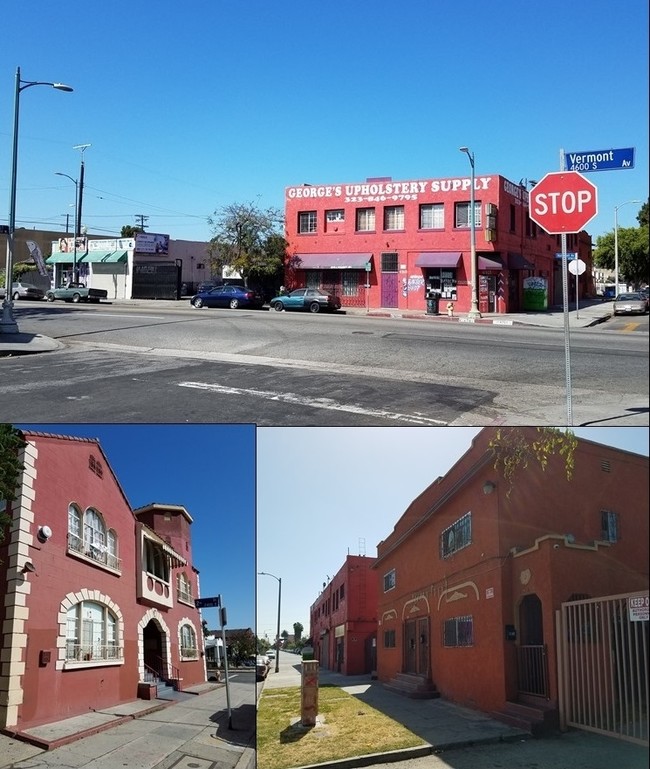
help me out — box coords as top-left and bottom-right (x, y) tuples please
(257, 684), (427, 769)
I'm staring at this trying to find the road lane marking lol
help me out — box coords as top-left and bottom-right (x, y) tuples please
(622, 322), (641, 333)
(178, 381), (449, 425)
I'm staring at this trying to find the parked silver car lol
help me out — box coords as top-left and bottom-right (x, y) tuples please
(612, 292), (647, 316)
(0, 281), (45, 300)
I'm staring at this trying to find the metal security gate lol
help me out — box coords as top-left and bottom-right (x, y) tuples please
(557, 591), (649, 746)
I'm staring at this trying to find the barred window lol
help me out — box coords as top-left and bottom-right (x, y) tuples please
(455, 201), (482, 228)
(298, 211), (317, 233)
(443, 615), (473, 647)
(356, 208), (376, 232)
(383, 569), (396, 592)
(384, 629), (396, 648)
(381, 252), (399, 272)
(420, 203), (444, 229)
(342, 271), (359, 296)
(601, 510), (619, 542)
(384, 206), (405, 230)
(440, 512), (472, 558)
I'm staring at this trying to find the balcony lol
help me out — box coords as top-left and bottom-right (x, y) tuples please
(67, 533), (122, 574)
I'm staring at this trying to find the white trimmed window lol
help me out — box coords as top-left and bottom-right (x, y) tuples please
(455, 201), (482, 228)
(177, 572), (193, 604)
(66, 601), (121, 662)
(180, 624), (198, 659)
(383, 569), (396, 592)
(67, 504), (121, 572)
(298, 211), (317, 233)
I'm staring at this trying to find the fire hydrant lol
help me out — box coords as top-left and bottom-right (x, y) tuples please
(446, 302), (454, 317)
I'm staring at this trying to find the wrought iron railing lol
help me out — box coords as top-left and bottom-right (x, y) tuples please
(517, 643), (550, 697)
(66, 642), (123, 662)
(67, 533), (121, 572)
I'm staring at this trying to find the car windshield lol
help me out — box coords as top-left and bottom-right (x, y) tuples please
(617, 294), (640, 300)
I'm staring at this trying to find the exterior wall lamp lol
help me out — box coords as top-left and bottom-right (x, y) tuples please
(483, 481), (496, 495)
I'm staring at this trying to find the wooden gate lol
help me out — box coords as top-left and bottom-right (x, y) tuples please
(557, 591), (649, 746)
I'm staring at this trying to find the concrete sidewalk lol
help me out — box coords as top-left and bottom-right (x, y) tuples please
(0, 298), (622, 356)
(0, 681), (255, 769)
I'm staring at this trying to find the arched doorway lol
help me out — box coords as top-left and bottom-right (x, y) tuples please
(517, 593), (549, 697)
(143, 619), (165, 677)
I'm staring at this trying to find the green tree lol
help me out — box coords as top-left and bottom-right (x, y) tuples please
(120, 225), (144, 237)
(593, 200), (649, 289)
(293, 622), (304, 642)
(207, 202), (287, 289)
(489, 427), (577, 495)
(226, 628), (256, 665)
(0, 425), (27, 549)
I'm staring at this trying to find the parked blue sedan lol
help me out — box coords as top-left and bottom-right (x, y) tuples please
(270, 288), (341, 313)
(190, 284), (264, 309)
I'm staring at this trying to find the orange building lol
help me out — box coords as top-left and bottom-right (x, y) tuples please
(374, 429), (648, 732)
(0, 431), (207, 733)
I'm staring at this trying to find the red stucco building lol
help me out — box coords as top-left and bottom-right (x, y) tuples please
(284, 175), (593, 314)
(0, 431), (207, 733)
(309, 555), (378, 675)
(374, 429), (648, 732)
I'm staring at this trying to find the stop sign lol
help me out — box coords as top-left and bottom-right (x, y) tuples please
(529, 171), (598, 234)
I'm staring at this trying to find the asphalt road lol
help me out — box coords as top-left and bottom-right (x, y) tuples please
(1, 303), (648, 425)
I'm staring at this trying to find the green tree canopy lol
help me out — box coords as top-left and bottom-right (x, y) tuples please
(593, 199), (649, 288)
(293, 621), (304, 641)
(0, 425), (27, 547)
(207, 202), (287, 285)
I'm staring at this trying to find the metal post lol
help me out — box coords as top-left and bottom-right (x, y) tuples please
(559, 149), (572, 426)
(460, 147), (480, 318)
(219, 603), (232, 729)
(1, 67), (72, 334)
(258, 571), (282, 673)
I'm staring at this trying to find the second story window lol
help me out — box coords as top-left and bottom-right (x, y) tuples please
(177, 572), (193, 604)
(144, 538), (170, 582)
(356, 207), (376, 232)
(601, 510), (619, 542)
(384, 569), (396, 592)
(420, 203), (444, 229)
(298, 211), (317, 234)
(441, 512), (472, 558)
(68, 504), (120, 572)
(455, 201), (482, 228)
(383, 205), (405, 230)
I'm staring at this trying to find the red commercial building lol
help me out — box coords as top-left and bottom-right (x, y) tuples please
(309, 555), (378, 675)
(374, 429), (648, 736)
(284, 175), (593, 315)
(0, 431), (206, 733)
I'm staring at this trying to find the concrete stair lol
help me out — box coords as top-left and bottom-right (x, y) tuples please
(491, 698), (559, 736)
(384, 672), (441, 699)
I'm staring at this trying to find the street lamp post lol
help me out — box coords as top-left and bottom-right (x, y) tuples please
(55, 172), (78, 284)
(1, 66), (73, 335)
(258, 571), (281, 674)
(614, 200), (641, 298)
(459, 147), (480, 319)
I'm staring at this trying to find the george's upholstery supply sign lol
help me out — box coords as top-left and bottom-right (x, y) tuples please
(629, 594), (649, 622)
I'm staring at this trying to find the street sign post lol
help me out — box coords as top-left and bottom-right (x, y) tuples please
(529, 172), (598, 234)
(565, 147), (635, 172)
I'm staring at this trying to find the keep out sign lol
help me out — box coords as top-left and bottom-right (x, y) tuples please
(629, 595), (649, 622)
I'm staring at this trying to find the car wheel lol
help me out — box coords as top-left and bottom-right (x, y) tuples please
(72, 293), (81, 303)
(309, 302), (320, 313)
(229, 298), (239, 309)
(12, 291), (21, 300)
(46, 292), (55, 302)
(274, 301), (284, 311)
(192, 297), (204, 308)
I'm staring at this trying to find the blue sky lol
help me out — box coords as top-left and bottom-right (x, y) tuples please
(16, 424), (256, 631)
(256, 427), (649, 638)
(1, 0), (647, 246)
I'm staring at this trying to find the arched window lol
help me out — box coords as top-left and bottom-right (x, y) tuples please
(177, 572), (192, 604)
(66, 601), (120, 661)
(67, 506), (120, 572)
(180, 624), (198, 658)
(68, 504), (82, 549)
(84, 508), (105, 554)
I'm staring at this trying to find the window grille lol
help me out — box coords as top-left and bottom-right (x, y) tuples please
(440, 512), (472, 558)
(342, 271), (359, 296)
(384, 629), (396, 648)
(443, 615), (473, 647)
(381, 252), (398, 272)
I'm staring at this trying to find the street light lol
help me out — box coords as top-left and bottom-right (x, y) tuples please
(614, 200), (641, 298)
(459, 146), (480, 318)
(55, 172), (78, 284)
(1, 66), (73, 335)
(258, 571), (281, 674)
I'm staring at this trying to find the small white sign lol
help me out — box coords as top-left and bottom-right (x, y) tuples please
(486, 587), (494, 599)
(629, 595), (649, 622)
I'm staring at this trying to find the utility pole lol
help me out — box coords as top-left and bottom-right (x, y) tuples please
(135, 214), (149, 231)
(73, 143), (91, 282)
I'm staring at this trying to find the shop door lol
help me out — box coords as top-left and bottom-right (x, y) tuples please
(479, 275), (497, 313)
(418, 618), (429, 676)
(380, 252), (399, 307)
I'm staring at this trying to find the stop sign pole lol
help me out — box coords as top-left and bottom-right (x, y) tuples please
(528, 156), (599, 427)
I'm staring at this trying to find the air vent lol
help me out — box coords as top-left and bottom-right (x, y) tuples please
(601, 460), (611, 472)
